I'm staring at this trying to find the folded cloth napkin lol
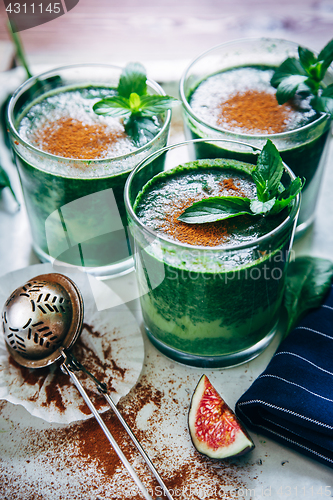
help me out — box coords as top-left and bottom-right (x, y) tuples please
(236, 283), (333, 469)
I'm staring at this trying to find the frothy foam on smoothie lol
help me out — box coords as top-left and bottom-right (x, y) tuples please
(134, 161), (287, 250)
(190, 67), (318, 134)
(19, 88), (135, 159)
(16, 87), (156, 178)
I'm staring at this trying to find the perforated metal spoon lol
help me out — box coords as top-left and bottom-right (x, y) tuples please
(1, 273), (173, 500)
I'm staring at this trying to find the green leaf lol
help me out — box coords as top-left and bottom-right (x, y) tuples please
(275, 75), (309, 104)
(297, 46), (324, 82)
(252, 139), (283, 201)
(0, 165), (19, 204)
(93, 96), (131, 117)
(92, 63), (177, 146)
(177, 141), (303, 225)
(177, 196), (253, 224)
(250, 197), (276, 215)
(311, 84), (333, 116)
(321, 83), (333, 98)
(270, 177), (304, 214)
(118, 62), (147, 98)
(298, 46), (317, 72)
(139, 95), (178, 114)
(129, 92), (142, 112)
(317, 38), (333, 77)
(8, 22), (32, 79)
(283, 256), (333, 338)
(124, 115), (160, 147)
(271, 57), (307, 87)
(271, 39), (333, 111)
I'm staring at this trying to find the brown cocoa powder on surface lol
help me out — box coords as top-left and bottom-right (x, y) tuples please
(217, 89), (294, 134)
(32, 117), (127, 159)
(6, 325), (124, 414)
(0, 376), (256, 500)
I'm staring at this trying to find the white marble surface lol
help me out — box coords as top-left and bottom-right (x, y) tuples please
(0, 67), (333, 499)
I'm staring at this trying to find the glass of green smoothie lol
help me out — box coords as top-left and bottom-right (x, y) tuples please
(7, 64), (171, 279)
(179, 38), (333, 237)
(125, 138), (300, 368)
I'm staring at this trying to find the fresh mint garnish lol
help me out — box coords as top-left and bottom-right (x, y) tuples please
(177, 197), (253, 224)
(177, 140), (303, 224)
(283, 256), (333, 339)
(118, 62), (147, 98)
(270, 39), (333, 117)
(93, 62), (177, 147)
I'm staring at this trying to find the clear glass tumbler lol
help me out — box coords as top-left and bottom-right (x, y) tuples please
(125, 139), (300, 368)
(179, 38), (332, 237)
(7, 64), (171, 279)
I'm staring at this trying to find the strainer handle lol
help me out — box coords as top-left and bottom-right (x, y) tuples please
(61, 360), (155, 500)
(63, 351), (174, 500)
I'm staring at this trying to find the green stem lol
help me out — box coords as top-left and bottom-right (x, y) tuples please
(7, 21), (33, 79)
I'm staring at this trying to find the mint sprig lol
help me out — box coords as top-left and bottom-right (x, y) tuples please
(270, 39), (333, 117)
(93, 62), (177, 147)
(283, 257), (333, 339)
(178, 140), (303, 224)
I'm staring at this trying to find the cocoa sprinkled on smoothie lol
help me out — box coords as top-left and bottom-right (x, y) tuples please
(217, 89), (294, 134)
(159, 177), (251, 246)
(32, 117), (127, 159)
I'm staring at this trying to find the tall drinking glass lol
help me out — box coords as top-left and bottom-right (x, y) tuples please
(179, 39), (332, 236)
(7, 64), (171, 279)
(125, 139), (300, 368)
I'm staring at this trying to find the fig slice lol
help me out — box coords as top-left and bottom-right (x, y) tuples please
(188, 374), (254, 459)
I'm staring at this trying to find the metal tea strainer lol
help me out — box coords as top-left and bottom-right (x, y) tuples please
(1, 273), (173, 500)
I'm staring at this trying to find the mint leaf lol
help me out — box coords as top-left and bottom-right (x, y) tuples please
(124, 115), (160, 147)
(252, 139), (283, 201)
(93, 63), (177, 146)
(298, 46), (317, 72)
(283, 256), (333, 338)
(178, 139), (303, 225)
(118, 62), (147, 98)
(271, 57), (307, 87)
(93, 96), (131, 117)
(271, 39), (333, 111)
(128, 92), (142, 112)
(298, 46), (323, 81)
(317, 39), (333, 77)
(270, 177), (304, 214)
(139, 95), (178, 115)
(250, 197), (276, 215)
(275, 75), (309, 104)
(311, 84), (333, 116)
(177, 196), (253, 224)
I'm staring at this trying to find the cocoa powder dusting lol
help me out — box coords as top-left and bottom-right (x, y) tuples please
(32, 117), (127, 159)
(9, 357), (49, 390)
(0, 375), (255, 499)
(43, 370), (69, 413)
(82, 322), (102, 338)
(217, 89), (294, 134)
(7, 324), (124, 415)
(162, 177), (249, 246)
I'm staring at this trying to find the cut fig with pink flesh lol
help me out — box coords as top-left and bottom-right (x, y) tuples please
(188, 374), (254, 459)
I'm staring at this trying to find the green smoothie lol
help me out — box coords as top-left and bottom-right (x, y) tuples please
(182, 65), (331, 233)
(15, 86), (139, 269)
(8, 65), (171, 277)
(133, 158), (295, 367)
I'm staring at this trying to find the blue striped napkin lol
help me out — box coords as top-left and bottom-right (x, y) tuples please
(236, 283), (333, 469)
